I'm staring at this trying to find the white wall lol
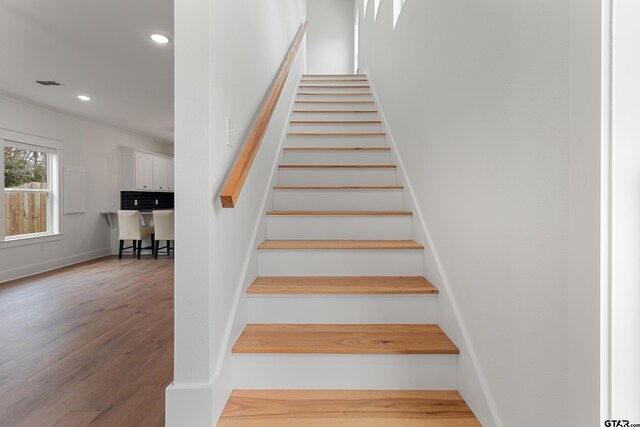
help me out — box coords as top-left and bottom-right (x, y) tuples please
(359, 0), (604, 425)
(307, 0), (354, 73)
(611, 0), (640, 419)
(0, 94), (171, 283)
(168, 1), (306, 425)
(568, 0), (605, 423)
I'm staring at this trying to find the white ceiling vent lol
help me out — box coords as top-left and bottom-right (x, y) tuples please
(36, 80), (62, 86)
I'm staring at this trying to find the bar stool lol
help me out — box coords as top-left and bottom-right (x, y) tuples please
(152, 210), (174, 259)
(117, 210), (155, 259)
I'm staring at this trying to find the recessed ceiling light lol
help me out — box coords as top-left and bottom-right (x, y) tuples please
(149, 33), (170, 44)
(77, 95), (92, 101)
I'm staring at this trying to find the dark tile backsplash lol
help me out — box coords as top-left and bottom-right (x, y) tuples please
(120, 191), (174, 210)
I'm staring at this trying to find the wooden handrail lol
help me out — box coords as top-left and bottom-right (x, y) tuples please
(220, 21), (308, 208)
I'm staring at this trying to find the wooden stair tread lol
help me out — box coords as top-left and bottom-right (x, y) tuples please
(303, 74), (367, 77)
(218, 389), (480, 426)
(299, 85), (371, 88)
(289, 120), (382, 125)
(279, 164), (395, 168)
(301, 78), (369, 82)
(232, 324), (459, 354)
(296, 101), (376, 104)
(292, 110), (378, 113)
(298, 92), (372, 95)
(283, 147), (389, 150)
(248, 276), (438, 295)
(288, 132), (385, 136)
(273, 186), (402, 190)
(258, 240), (424, 250)
(266, 210), (412, 216)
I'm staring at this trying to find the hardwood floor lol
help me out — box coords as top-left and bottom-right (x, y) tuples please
(0, 256), (173, 427)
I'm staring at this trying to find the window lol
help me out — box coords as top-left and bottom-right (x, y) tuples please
(393, 0), (406, 29)
(2, 137), (61, 242)
(354, 8), (360, 73)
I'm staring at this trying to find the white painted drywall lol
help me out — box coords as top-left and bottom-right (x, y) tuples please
(359, 0), (604, 425)
(568, 0), (605, 424)
(611, 0), (640, 419)
(0, 94), (171, 283)
(168, 1), (306, 425)
(306, 0), (355, 73)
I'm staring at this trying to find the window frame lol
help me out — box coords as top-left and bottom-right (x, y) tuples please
(1, 128), (63, 247)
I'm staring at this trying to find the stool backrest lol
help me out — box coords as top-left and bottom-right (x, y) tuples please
(117, 210), (144, 240)
(153, 210), (174, 240)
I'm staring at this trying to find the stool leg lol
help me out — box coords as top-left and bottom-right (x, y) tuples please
(132, 240), (137, 257)
(119, 240), (124, 259)
(155, 240), (160, 259)
(151, 234), (155, 256)
(137, 240), (142, 259)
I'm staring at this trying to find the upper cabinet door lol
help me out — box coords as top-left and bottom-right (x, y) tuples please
(167, 160), (174, 191)
(153, 157), (168, 190)
(135, 152), (154, 190)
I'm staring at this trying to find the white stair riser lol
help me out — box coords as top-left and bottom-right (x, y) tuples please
(278, 168), (397, 185)
(299, 84), (371, 88)
(294, 102), (377, 110)
(232, 354), (457, 389)
(296, 86), (372, 95)
(247, 295), (437, 323)
(297, 95), (373, 103)
(258, 250), (423, 275)
(300, 74), (369, 84)
(266, 215), (412, 239)
(291, 112), (380, 121)
(273, 189), (403, 211)
(283, 149), (391, 164)
(300, 81), (370, 84)
(285, 136), (387, 148)
(288, 123), (382, 133)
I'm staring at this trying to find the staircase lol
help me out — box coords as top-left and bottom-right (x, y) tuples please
(217, 74), (481, 426)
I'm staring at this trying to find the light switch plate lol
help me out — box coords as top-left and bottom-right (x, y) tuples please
(226, 116), (234, 147)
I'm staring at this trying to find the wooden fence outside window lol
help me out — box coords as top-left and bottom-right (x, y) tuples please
(4, 182), (48, 236)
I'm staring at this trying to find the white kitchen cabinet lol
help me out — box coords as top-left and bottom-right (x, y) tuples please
(135, 152), (154, 190)
(153, 157), (169, 190)
(167, 161), (174, 190)
(121, 148), (174, 192)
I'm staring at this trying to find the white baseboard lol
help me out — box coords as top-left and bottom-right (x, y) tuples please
(166, 382), (215, 427)
(0, 248), (112, 284)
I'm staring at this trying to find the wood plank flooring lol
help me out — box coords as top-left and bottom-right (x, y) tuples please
(0, 256), (173, 427)
(218, 389), (481, 427)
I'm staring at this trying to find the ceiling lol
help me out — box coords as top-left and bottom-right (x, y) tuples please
(0, 0), (174, 143)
